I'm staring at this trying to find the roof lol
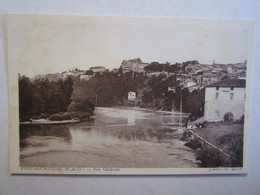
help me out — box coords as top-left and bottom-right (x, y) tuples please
(89, 66), (105, 69)
(205, 79), (246, 88)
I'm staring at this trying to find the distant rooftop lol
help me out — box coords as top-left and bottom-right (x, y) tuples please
(89, 66), (105, 69)
(206, 79), (246, 88)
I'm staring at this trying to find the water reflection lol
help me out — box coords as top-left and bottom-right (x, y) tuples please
(20, 124), (72, 148)
(20, 107), (189, 158)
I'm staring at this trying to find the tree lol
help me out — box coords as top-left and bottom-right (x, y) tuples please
(186, 89), (205, 117)
(61, 77), (73, 111)
(181, 88), (190, 112)
(142, 88), (153, 103)
(144, 62), (164, 72)
(19, 75), (74, 118)
(19, 75), (33, 120)
(84, 70), (94, 75)
(67, 100), (95, 115)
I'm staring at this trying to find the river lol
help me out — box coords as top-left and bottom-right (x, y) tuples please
(20, 107), (199, 168)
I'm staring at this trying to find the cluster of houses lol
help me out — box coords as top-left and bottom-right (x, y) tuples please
(58, 66), (107, 81)
(35, 66), (111, 82)
(178, 62), (246, 93)
(119, 58), (247, 122)
(120, 58), (247, 93)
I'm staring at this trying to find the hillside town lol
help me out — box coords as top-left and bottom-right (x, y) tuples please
(119, 58), (246, 92)
(35, 58), (247, 91)
(32, 58), (247, 123)
(29, 58), (247, 124)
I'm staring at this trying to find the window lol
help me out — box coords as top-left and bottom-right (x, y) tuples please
(231, 87), (234, 91)
(230, 92), (234, 100)
(216, 110), (220, 117)
(216, 87), (219, 90)
(216, 92), (219, 99)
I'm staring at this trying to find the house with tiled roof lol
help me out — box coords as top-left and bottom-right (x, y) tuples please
(204, 79), (246, 122)
(89, 66), (106, 73)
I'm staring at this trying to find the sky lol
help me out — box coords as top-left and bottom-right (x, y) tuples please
(7, 14), (254, 77)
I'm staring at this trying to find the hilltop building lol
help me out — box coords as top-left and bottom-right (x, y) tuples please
(89, 66), (106, 73)
(120, 58), (148, 73)
(204, 79), (246, 122)
(80, 75), (93, 81)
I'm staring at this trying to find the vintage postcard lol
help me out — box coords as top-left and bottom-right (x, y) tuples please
(7, 14), (254, 175)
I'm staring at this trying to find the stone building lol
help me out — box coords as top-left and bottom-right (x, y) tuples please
(204, 79), (246, 122)
(120, 58), (148, 73)
(89, 66), (106, 73)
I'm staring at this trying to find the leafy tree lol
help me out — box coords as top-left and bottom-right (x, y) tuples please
(31, 78), (50, 115)
(19, 75), (74, 119)
(142, 88), (153, 103)
(84, 70), (94, 75)
(18, 75), (33, 120)
(60, 77), (73, 110)
(67, 100), (95, 115)
(186, 89), (205, 117)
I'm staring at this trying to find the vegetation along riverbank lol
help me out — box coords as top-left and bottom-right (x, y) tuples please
(181, 121), (244, 167)
(19, 75), (95, 122)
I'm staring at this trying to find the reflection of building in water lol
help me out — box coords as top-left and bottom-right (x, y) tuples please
(69, 126), (95, 145)
(125, 110), (136, 125)
(127, 115), (136, 124)
(69, 126), (119, 146)
(19, 124), (72, 148)
(20, 124), (71, 140)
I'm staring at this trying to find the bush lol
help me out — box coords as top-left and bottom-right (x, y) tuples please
(67, 100), (95, 115)
(67, 111), (91, 120)
(48, 113), (72, 121)
(218, 134), (243, 167)
(234, 115), (244, 124)
(196, 134), (243, 167)
(196, 146), (228, 167)
(48, 111), (91, 121)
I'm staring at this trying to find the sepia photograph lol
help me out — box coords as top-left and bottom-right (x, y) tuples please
(8, 14), (254, 174)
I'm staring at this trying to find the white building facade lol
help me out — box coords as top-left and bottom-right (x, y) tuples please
(80, 75), (93, 81)
(128, 92), (136, 101)
(89, 66), (106, 73)
(204, 79), (246, 122)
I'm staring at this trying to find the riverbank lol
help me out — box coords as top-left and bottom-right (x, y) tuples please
(20, 139), (198, 168)
(181, 122), (244, 167)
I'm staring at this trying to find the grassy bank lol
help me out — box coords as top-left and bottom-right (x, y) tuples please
(181, 122), (244, 167)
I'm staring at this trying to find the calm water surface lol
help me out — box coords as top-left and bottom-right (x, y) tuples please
(20, 107), (196, 167)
